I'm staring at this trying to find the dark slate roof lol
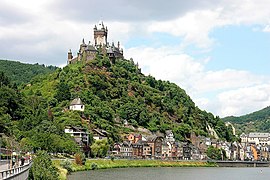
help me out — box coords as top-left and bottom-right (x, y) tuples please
(93, 129), (108, 136)
(86, 45), (97, 51)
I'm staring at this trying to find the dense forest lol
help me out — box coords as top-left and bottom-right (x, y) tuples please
(0, 55), (234, 155)
(0, 59), (57, 85)
(222, 106), (270, 134)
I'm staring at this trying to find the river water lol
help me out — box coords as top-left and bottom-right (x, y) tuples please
(68, 167), (270, 180)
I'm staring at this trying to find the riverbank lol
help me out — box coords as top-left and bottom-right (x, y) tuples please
(53, 159), (217, 180)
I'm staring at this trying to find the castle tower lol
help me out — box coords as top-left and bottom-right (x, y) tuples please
(94, 21), (108, 47)
(80, 38), (87, 52)
(67, 49), (73, 64)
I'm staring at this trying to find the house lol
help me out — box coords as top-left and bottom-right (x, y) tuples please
(165, 130), (175, 143)
(191, 146), (201, 160)
(171, 142), (180, 159)
(132, 140), (143, 158)
(64, 126), (89, 148)
(183, 143), (191, 160)
(247, 133), (270, 145)
(69, 97), (84, 111)
(112, 143), (121, 156)
(92, 129), (108, 141)
(142, 143), (152, 159)
(240, 133), (248, 143)
(147, 135), (163, 159)
(119, 142), (133, 157)
(162, 141), (172, 159)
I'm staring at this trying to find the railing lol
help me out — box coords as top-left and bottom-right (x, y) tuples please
(0, 161), (32, 180)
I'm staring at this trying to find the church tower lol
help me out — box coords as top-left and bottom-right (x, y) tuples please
(94, 21), (108, 47)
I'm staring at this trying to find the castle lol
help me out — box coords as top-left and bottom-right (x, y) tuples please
(67, 21), (124, 64)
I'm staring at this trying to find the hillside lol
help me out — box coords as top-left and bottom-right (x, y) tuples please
(0, 55), (234, 153)
(222, 106), (270, 133)
(0, 59), (57, 85)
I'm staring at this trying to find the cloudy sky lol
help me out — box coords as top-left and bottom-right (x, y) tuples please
(1, 0), (270, 117)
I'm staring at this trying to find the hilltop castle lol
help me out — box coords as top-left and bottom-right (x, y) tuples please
(67, 21), (124, 64)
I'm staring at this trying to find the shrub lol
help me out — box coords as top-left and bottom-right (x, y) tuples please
(30, 150), (58, 180)
(60, 159), (72, 173)
(91, 162), (98, 170)
(74, 153), (86, 165)
(110, 155), (115, 161)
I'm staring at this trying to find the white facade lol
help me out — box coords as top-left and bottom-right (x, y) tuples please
(240, 133), (248, 143)
(247, 133), (270, 145)
(165, 130), (175, 143)
(70, 104), (85, 111)
(64, 126), (89, 147)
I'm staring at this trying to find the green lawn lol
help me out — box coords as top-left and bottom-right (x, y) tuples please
(53, 159), (216, 180)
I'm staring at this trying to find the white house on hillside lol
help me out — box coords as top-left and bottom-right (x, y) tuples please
(70, 97), (85, 111)
(64, 126), (89, 148)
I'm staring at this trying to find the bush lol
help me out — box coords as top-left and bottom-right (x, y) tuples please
(60, 159), (72, 173)
(74, 153), (86, 165)
(30, 150), (58, 180)
(110, 155), (115, 161)
(91, 162), (98, 170)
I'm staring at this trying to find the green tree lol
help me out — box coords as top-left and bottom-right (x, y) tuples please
(206, 146), (222, 160)
(0, 71), (10, 87)
(91, 139), (109, 158)
(54, 80), (71, 102)
(30, 150), (58, 179)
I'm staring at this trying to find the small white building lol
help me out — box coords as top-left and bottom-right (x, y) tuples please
(69, 97), (85, 111)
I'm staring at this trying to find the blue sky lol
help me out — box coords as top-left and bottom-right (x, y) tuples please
(1, 0), (270, 117)
(209, 26), (270, 74)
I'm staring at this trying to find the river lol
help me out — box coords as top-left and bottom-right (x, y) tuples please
(68, 167), (270, 180)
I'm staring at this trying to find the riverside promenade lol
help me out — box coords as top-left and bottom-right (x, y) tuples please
(213, 160), (270, 167)
(0, 160), (32, 180)
(0, 160), (9, 171)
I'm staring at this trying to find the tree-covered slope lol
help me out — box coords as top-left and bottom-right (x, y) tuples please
(0, 59), (57, 85)
(1, 55), (234, 153)
(222, 106), (270, 133)
(23, 56), (233, 141)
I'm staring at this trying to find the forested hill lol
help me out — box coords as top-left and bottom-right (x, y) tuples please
(0, 55), (234, 153)
(222, 106), (270, 133)
(0, 59), (57, 85)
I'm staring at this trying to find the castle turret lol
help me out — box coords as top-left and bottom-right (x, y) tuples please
(94, 21), (108, 47)
(67, 49), (73, 64)
(80, 38), (87, 52)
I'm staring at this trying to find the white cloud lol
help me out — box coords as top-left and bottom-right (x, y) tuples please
(126, 46), (204, 87)
(147, 0), (270, 48)
(193, 69), (267, 93)
(148, 9), (224, 48)
(262, 25), (270, 32)
(217, 84), (270, 117)
(126, 45), (270, 117)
